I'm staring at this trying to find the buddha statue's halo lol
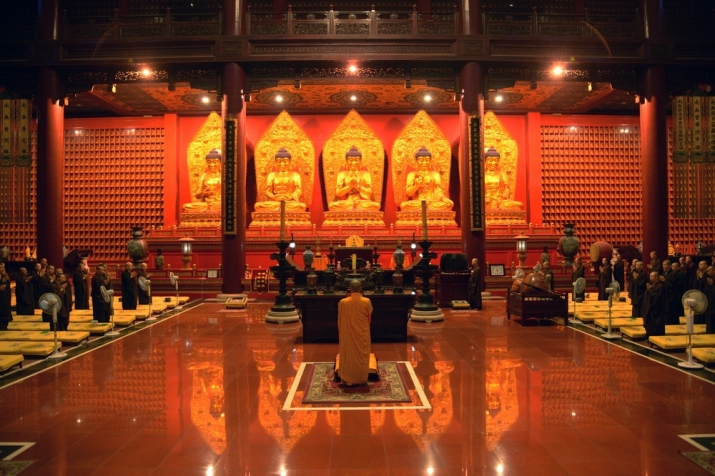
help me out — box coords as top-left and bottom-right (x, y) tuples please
(254, 110), (314, 206)
(322, 110), (384, 206)
(391, 110), (451, 205)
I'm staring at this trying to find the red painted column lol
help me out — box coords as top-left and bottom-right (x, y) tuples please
(36, 68), (65, 268)
(221, 63), (246, 293)
(223, 0), (242, 35)
(459, 62), (486, 278)
(640, 65), (668, 267)
(461, 0), (482, 34)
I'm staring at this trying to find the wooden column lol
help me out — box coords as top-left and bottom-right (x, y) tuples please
(459, 62), (486, 279)
(461, 0), (482, 34)
(640, 65), (668, 267)
(641, 0), (663, 38)
(36, 69), (64, 268)
(223, 0), (242, 35)
(36, 0), (64, 267)
(221, 63), (247, 294)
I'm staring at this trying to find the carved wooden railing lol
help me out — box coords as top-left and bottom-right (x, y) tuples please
(246, 5), (459, 36)
(62, 8), (222, 40)
(483, 7), (643, 38)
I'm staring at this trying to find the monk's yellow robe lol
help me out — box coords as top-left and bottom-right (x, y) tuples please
(337, 293), (373, 385)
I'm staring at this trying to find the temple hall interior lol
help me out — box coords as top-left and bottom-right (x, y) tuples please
(1, 0), (715, 474)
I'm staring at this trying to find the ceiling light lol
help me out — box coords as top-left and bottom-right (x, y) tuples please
(569, 126), (576, 132)
(350, 95), (357, 101)
(424, 94), (432, 102)
(552, 65), (564, 77)
(275, 94), (284, 103)
(142, 68), (152, 77)
(495, 94), (504, 102)
(348, 65), (358, 73)
(201, 96), (210, 104)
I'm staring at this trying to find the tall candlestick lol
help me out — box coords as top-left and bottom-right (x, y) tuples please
(352, 253), (357, 271)
(280, 200), (286, 241)
(421, 200), (428, 241)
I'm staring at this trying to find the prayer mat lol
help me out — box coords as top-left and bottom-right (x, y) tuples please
(681, 452), (715, 474)
(0, 460), (34, 475)
(302, 361), (412, 404)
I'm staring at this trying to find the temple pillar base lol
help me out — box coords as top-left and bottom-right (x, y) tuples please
(395, 210), (457, 227)
(485, 208), (527, 225)
(264, 309), (301, 323)
(323, 210), (385, 226)
(249, 211), (312, 228)
(410, 308), (445, 323)
(180, 212), (221, 227)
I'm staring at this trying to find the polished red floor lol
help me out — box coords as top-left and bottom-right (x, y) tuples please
(1, 300), (714, 476)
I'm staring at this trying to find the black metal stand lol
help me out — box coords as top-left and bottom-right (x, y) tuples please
(409, 240), (444, 322)
(265, 241), (299, 323)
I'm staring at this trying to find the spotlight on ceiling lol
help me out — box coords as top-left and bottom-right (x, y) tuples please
(424, 94), (432, 102)
(350, 95), (357, 102)
(142, 68), (152, 77)
(551, 65), (564, 77)
(348, 64), (358, 74)
(275, 94), (284, 103)
(201, 96), (210, 104)
(494, 94), (504, 102)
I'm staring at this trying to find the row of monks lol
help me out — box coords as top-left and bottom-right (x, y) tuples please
(0, 261), (153, 331)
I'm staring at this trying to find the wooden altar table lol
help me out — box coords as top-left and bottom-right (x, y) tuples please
(293, 292), (416, 343)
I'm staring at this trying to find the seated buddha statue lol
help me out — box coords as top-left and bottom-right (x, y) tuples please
(328, 146), (381, 211)
(484, 147), (523, 210)
(254, 147), (307, 212)
(399, 146), (454, 211)
(183, 149), (222, 212)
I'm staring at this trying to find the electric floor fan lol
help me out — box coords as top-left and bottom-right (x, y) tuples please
(138, 276), (155, 321)
(39, 292), (67, 359)
(571, 277), (586, 324)
(601, 280), (622, 339)
(678, 289), (708, 370)
(169, 272), (182, 309)
(102, 285), (119, 336)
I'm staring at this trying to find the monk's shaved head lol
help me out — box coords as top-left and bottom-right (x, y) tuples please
(350, 279), (362, 292)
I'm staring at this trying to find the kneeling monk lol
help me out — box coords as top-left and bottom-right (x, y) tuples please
(337, 279), (373, 386)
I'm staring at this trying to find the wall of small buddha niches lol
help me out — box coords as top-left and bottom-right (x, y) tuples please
(668, 128), (715, 249)
(0, 138), (36, 258)
(540, 125), (643, 256)
(64, 125), (165, 261)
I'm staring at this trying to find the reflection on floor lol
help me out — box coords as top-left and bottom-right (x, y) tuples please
(0, 300), (714, 476)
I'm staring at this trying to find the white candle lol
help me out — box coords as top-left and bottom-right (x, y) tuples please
(280, 200), (286, 241)
(421, 200), (428, 241)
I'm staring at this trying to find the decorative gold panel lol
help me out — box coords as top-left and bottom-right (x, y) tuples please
(484, 111), (518, 202)
(322, 110), (385, 207)
(391, 110), (451, 205)
(253, 110), (314, 206)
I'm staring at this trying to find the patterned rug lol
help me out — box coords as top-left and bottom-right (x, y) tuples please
(682, 452), (715, 474)
(0, 461), (34, 476)
(302, 362), (412, 404)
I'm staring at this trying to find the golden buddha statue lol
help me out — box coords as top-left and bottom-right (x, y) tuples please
(484, 147), (523, 211)
(399, 147), (454, 211)
(183, 149), (222, 213)
(329, 146), (381, 211)
(254, 148), (306, 212)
